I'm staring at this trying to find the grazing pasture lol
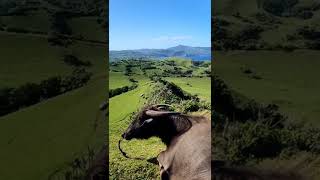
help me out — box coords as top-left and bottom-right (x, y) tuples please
(109, 78), (164, 179)
(166, 77), (211, 102)
(109, 59), (211, 179)
(214, 50), (320, 126)
(109, 72), (132, 90)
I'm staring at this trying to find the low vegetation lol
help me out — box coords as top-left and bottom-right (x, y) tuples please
(109, 83), (138, 98)
(63, 54), (92, 67)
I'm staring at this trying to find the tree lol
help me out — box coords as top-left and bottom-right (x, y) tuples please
(12, 83), (41, 108)
(40, 76), (62, 99)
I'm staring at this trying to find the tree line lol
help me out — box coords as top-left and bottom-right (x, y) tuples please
(0, 68), (92, 117)
(109, 79), (138, 98)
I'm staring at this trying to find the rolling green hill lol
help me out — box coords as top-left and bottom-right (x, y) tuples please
(213, 1), (320, 179)
(109, 72), (132, 90)
(165, 77), (211, 102)
(214, 50), (320, 126)
(0, 1), (107, 179)
(109, 77), (163, 179)
(109, 58), (211, 179)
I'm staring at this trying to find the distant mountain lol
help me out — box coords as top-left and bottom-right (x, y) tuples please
(110, 45), (211, 61)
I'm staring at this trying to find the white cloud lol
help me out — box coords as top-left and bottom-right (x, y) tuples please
(152, 35), (192, 42)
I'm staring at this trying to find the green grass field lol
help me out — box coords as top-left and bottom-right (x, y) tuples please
(0, 33), (72, 87)
(214, 50), (320, 126)
(0, 32), (107, 88)
(166, 77), (211, 102)
(109, 75), (164, 179)
(109, 72), (132, 90)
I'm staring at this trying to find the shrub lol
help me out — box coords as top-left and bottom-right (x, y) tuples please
(297, 10), (313, 19)
(61, 68), (92, 92)
(214, 119), (320, 164)
(241, 67), (253, 74)
(181, 100), (200, 113)
(40, 76), (62, 99)
(297, 26), (320, 40)
(0, 68), (92, 117)
(14, 83), (42, 106)
(129, 78), (138, 83)
(48, 32), (72, 47)
(63, 55), (92, 67)
(109, 84), (138, 98)
(0, 87), (15, 116)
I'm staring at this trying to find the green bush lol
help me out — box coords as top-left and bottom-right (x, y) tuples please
(61, 68), (92, 92)
(213, 114), (320, 164)
(40, 76), (62, 99)
(63, 54), (92, 67)
(181, 100), (200, 113)
(109, 84), (138, 98)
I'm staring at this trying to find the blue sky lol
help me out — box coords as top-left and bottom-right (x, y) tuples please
(109, 0), (211, 50)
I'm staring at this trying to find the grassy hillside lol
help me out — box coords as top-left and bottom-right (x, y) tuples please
(0, 40), (107, 179)
(109, 76), (163, 179)
(0, 1), (107, 179)
(213, 2), (320, 179)
(214, 50), (320, 126)
(0, 73), (106, 179)
(109, 72), (132, 90)
(165, 77), (211, 102)
(109, 59), (211, 179)
(0, 33), (71, 87)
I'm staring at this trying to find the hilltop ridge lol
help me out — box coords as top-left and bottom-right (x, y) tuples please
(110, 45), (211, 61)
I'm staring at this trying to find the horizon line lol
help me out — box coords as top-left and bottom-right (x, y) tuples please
(109, 44), (211, 51)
